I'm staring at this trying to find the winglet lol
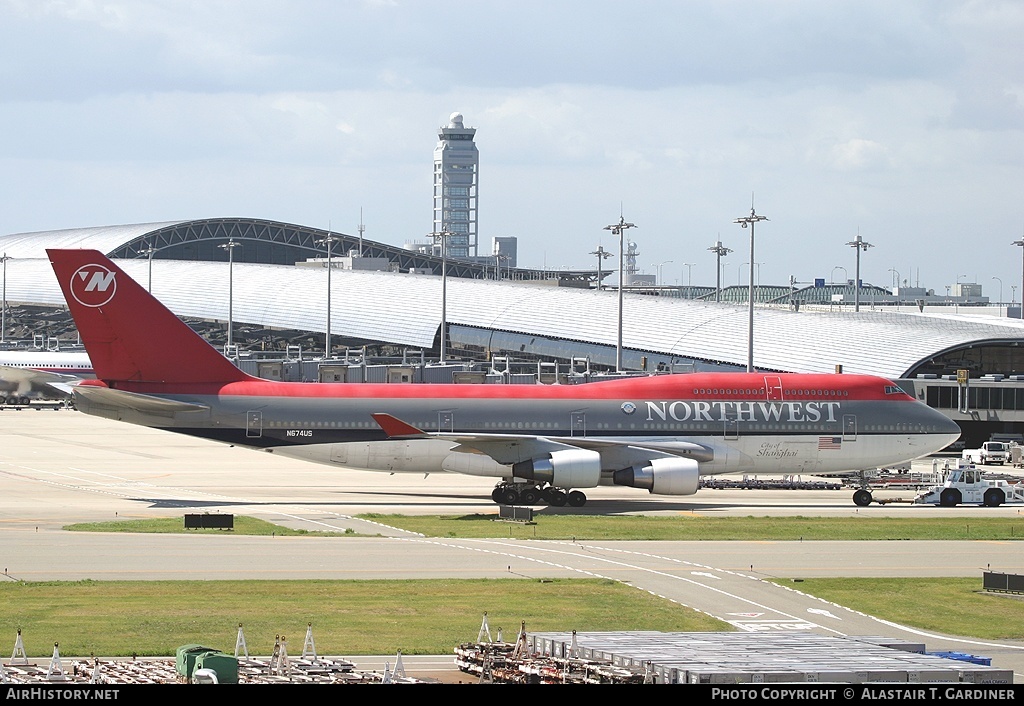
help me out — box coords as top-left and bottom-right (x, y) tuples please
(372, 413), (429, 438)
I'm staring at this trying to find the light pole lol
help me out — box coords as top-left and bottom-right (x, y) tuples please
(734, 204), (768, 373)
(604, 215), (637, 372)
(740, 262), (761, 286)
(142, 245), (156, 293)
(0, 253), (8, 343)
(888, 268), (900, 290)
(218, 239), (241, 352)
(657, 260), (673, 286)
(430, 229), (453, 363)
(316, 229), (343, 358)
(682, 263), (694, 299)
(956, 274), (967, 312)
(590, 245), (612, 290)
(992, 276), (1003, 309)
(493, 253), (510, 281)
(707, 240), (732, 302)
(1013, 285), (1018, 307)
(831, 266), (847, 286)
(845, 233), (873, 312)
(1014, 237), (1024, 319)
(357, 208), (365, 257)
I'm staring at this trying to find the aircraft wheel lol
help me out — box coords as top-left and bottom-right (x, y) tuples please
(567, 490), (587, 507)
(852, 489), (872, 507)
(939, 488), (961, 507)
(491, 487), (505, 504)
(983, 488), (1005, 507)
(519, 487), (541, 505)
(19, 396), (30, 405)
(547, 490), (567, 507)
(499, 488), (520, 506)
(0, 396), (6, 405)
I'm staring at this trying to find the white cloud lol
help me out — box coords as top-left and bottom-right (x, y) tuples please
(0, 1), (1021, 292)
(827, 139), (890, 171)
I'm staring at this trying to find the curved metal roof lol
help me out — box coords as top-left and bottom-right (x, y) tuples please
(0, 222), (186, 258)
(0, 218), (593, 283)
(5, 252), (1024, 378)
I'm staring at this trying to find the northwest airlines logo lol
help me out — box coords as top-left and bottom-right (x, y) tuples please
(643, 400), (842, 423)
(70, 264), (117, 307)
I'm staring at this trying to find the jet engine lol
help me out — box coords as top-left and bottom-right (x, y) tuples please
(612, 457), (700, 496)
(511, 448), (602, 489)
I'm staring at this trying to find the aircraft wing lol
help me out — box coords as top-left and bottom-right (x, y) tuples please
(0, 364), (83, 398)
(371, 413), (713, 466)
(0, 364), (81, 385)
(42, 380), (82, 397)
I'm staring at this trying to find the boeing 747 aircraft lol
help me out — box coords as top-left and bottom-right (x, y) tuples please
(46, 249), (961, 507)
(0, 349), (93, 405)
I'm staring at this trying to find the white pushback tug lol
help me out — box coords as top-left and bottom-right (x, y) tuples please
(913, 461), (1024, 507)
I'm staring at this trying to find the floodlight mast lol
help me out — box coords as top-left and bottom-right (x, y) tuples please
(429, 229), (454, 363)
(316, 228), (344, 358)
(603, 215), (637, 372)
(217, 239), (241, 352)
(733, 205), (768, 373)
(0, 253), (9, 343)
(141, 245), (157, 293)
(707, 240), (732, 302)
(1014, 235), (1024, 320)
(845, 233), (873, 312)
(590, 245), (612, 290)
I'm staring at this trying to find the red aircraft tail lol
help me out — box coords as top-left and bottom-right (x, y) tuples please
(47, 249), (252, 385)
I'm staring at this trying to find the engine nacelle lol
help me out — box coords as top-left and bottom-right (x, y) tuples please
(612, 457), (700, 496)
(511, 448), (602, 488)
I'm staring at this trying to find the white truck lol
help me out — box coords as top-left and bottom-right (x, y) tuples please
(961, 441), (1010, 466)
(915, 463), (1024, 507)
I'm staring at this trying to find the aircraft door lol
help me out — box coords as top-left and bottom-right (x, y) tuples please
(246, 411), (263, 438)
(764, 376), (784, 401)
(570, 411), (586, 437)
(438, 411), (454, 432)
(724, 417), (739, 440)
(843, 414), (857, 441)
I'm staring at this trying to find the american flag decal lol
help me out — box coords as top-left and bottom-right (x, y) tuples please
(818, 436), (842, 450)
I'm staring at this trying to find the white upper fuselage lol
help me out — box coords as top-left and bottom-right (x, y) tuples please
(0, 350), (93, 374)
(0, 350), (94, 399)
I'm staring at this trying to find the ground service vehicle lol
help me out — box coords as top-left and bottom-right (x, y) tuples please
(961, 441), (1010, 466)
(914, 463), (1024, 507)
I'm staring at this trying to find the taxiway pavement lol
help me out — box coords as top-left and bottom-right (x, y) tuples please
(1, 408), (1022, 683)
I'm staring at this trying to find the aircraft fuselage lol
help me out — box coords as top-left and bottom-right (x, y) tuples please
(75, 372), (960, 488)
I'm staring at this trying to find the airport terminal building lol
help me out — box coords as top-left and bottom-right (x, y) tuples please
(3, 217), (1024, 446)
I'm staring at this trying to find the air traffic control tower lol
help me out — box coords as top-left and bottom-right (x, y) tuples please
(433, 112), (479, 258)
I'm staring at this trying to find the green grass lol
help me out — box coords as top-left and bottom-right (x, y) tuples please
(65, 514), (1024, 541)
(0, 579), (726, 657)
(767, 577), (1024, 641)
(36, 514), (1024, 657)
(358, 513), (1024, 540)
(65, 516), (359, 536)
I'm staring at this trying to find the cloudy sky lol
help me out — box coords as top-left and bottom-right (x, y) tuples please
(1, 0), (1022, 297)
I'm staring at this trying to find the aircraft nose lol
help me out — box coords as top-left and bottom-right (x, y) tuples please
(930, 407), (962, 438)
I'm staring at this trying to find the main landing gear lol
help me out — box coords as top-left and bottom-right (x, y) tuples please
(491, 482), (588, 507)
(0, 395), (32, 406)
